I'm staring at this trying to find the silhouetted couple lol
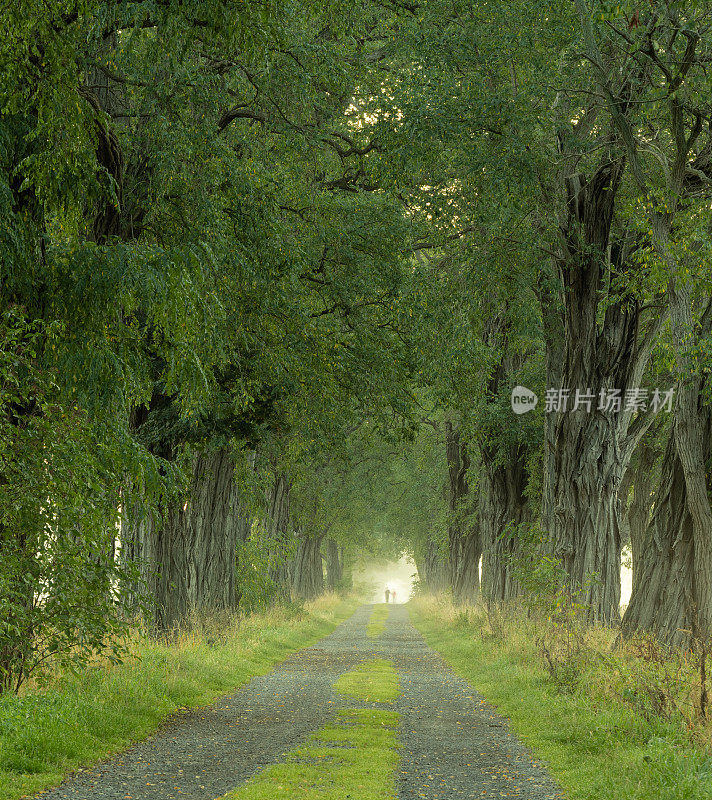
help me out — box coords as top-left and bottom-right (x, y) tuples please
(384, 587), (396, 604)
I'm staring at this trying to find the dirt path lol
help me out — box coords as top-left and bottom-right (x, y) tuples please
(36, 604), (563, 800)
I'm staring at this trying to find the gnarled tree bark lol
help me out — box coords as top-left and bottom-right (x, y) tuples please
(628, 437), (658, 592)
(620, 423), (698, 646)
(152, 447), (245, 632)
(667, 286), (712, 639)
(545, 151), (661, 624)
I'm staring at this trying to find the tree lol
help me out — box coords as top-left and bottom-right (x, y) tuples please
(573, 0), (712, 641)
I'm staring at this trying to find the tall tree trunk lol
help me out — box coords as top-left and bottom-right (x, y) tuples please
(120, 488), (157, 611)
(618, 293), (710, 648)
(232, 486), (253, 611)
(668, 286), (712, 639)
(480, 450), (528, 604)
(628, 439), (657, 592)
(476, 314), (531, 606)
(151, 448), (242, 632)
(551, 409), (624, 623)
(120, 402), (166, 614)
(265, 473), (293, 599)
(618, 465), (634, 562)
(613, 223), (712, 646)
(445, 422), (481, 605)
(292, 534), (324, 600)
(450, 528), (481, 605)
(620, 417), (704, 647)
(545, 154), (661, 624)
(339, 545), (353, 590)
(538, 273), (565, 537)
(420, 529), (450, 593)
(325, 538), (343, 590)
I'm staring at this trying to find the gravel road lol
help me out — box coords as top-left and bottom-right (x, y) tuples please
(35, 603), (564, 800)
(386, 604), (563, 800)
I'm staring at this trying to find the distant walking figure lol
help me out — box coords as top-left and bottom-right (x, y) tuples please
(391, 589), (397, 604)
(384, 587), (391, 603)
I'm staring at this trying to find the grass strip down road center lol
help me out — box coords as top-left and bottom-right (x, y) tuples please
(220, 658), (401, 800)
(367, 604), (390, 638)
(335, 659), (400, 702)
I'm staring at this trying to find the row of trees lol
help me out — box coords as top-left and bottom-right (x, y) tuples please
(373, 0), (712, 650)
(0, 0), (419, 691)
(2, 0), (712, 690)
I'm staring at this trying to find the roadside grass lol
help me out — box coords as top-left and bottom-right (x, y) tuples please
(0, 593), (360, 800)
(221, 659), (401, 800)
(409, 595), (712, 800)
(367, 604), (389, 638)
(335, 659), (401, 703)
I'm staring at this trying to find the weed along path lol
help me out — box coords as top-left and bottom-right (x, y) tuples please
(36, 604), (563, 800)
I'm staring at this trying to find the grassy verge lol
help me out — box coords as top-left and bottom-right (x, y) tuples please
(0, 593), (360, 800)
(367, 603), (389, 638)
(221, 659), (401, 800)
(409, 595), (712, 800)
